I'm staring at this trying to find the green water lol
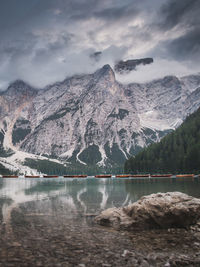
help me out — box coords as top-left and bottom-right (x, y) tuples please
(0, 177), (200, 219)
(0, 177), (199, 266)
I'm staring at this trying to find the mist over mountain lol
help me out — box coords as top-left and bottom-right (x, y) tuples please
(0, 0), (199, 90)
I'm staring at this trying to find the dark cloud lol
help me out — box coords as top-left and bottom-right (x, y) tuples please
(160, 0), (199, 30)
(149, 0), (200, 64)
(94, 4), (139, 22)
(32, 33), (73, 64)
(0, 0), (51, 33)
(0, 0), (199, 90)
(167, 27), (200, 61)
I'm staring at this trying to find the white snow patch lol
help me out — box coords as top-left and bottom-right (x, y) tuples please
(0, 149), (66, 175)
(170, 118), (183, 129)
(0, 156), (40, 175)
(139, 110), (175, 131)
(97, 145), (107, 167)
(135, 136), (146, 148)
(76, 149), (87, 165)
(60, 148), (74, 159)
(119, 147), (128, 160)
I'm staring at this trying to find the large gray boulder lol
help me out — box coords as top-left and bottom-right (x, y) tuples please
(95, 192), (200, 230)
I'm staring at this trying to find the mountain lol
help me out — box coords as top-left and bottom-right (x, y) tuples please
(114, 58), (153, 74)
(0, 65), (200, 174)
(124, 107), (200, 174)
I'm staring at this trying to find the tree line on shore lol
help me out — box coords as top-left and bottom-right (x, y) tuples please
(124, 107), (200, 174)
(24, 158), (123, 175)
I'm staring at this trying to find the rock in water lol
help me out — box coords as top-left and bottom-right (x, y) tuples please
(95, 192), (200, 230)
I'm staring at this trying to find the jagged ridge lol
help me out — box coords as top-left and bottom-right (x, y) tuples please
(0, 65), (200, 171)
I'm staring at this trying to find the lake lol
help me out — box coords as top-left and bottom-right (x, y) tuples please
(1, 176), (200, 219)
(0, 177), (200, 266)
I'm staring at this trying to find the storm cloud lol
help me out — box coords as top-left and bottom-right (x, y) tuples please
(0, 0), (199, 89)
(155, 0), (200, 63)
(159, 0), (199, 30)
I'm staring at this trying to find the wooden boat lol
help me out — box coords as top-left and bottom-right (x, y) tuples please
(176, 174), (194, 178)
(63, 175), (87, 178)
(43, 175), (59, 178)
(115, 175), (130, 178)
(95, 175), (112, 178)
(150, 174), (172, 178)
(2, 175), (18, 178)
(25, 175), (40, 178)
(130, 174), (150, 178)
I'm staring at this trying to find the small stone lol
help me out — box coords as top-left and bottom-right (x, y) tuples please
(78, 264), (86, 267)
(122, 250), (129, 257)
(12, 242), (21, 247)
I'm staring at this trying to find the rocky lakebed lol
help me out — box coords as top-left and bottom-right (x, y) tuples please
(0, 192), (200, 267)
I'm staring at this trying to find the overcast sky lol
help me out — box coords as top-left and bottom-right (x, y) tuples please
(0, 0), (199, 89)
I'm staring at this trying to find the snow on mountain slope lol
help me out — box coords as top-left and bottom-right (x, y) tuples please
(0, 65), (200, 172)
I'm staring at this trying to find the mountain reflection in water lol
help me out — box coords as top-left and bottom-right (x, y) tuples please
(0, 177), (200, 226)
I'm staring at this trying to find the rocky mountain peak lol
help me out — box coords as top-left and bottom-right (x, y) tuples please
(94, 64), (115, 81)
(0, 66), (200, 173)
(1, 80), (38, 111)
(9, 79), (28, 88)
(4, 80), (37, 97)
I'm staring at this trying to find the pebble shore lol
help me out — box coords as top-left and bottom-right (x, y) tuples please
(0, 199), (200, 267)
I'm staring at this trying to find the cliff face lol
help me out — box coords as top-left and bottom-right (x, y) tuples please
(0, 65), (200, 168)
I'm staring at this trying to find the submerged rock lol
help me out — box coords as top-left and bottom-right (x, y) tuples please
(95, 192), (200, 230)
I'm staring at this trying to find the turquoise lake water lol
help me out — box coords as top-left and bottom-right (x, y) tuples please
(0, 177), (199, 266)
(0, 177), (200, 219)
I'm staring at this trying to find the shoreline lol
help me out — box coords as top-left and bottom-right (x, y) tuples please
(0, 200), (200, 266)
